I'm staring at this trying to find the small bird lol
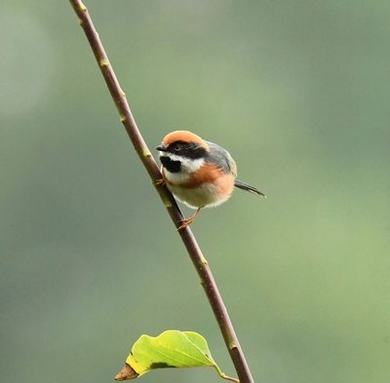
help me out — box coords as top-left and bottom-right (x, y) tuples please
(156, 130), (265, 230)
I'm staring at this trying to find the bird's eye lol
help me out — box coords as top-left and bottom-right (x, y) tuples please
(173, 144), (181, 152)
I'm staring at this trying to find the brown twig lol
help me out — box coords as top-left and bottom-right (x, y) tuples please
(68, 1), (255, 382)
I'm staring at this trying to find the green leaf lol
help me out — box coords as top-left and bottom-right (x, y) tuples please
(115, 330), (238, 382)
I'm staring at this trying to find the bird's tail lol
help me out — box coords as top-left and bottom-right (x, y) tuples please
(234, 179), (266, 197)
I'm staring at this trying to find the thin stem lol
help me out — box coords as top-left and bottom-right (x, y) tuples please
(68, 2), (255, 382)
(214, 365), (240, 383)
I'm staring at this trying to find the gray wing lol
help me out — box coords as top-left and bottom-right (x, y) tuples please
(206, 141), (237, 176)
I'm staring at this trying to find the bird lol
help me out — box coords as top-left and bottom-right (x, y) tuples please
(156, 130), (265, 230)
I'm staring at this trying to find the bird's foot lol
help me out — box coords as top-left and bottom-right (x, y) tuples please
(154, 177), (166, 186)
(176, 208), (201, 231)
(177, 217), (195, 231)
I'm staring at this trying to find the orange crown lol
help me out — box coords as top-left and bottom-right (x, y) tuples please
(162, 130), (208, 149)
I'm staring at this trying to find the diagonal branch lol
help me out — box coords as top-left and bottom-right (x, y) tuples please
(68, 1), (255, 382)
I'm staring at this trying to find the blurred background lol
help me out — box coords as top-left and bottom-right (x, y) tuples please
(1, 1), (389, 383)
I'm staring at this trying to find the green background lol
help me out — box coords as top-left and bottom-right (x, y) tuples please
(1, 1), (389, 383)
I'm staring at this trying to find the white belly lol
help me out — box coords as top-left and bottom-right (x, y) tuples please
(167, 182), (229, 209)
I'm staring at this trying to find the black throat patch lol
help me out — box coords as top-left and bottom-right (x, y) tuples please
(160, 156), (181, 173)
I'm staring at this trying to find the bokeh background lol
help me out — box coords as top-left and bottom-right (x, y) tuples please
(1, 1), (389, 383)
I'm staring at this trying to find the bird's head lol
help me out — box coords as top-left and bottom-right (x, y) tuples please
(156, 131), (209, 174)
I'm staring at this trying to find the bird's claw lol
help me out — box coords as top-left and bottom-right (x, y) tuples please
(176, 208), (201, 231)
(154, 177), (166, 186)
(177, 218), (194, 231)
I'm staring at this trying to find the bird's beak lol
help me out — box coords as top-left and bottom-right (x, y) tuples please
(156, 145), (167, 152)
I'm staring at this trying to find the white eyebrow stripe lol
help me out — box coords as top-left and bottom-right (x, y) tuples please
(159, 152), (182, 162)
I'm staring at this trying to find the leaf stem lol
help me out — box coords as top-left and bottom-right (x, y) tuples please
(68, 1), (255, 382)
(214, 365), (240, 383)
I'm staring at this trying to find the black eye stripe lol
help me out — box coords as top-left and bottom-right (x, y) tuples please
(167, 141), (186, 152)
(166, 141), (206, 159)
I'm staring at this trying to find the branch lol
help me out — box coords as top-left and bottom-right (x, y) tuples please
(68, 2), (255, 382)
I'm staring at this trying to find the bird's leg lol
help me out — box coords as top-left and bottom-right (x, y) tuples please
(177, 208), (201, 231)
